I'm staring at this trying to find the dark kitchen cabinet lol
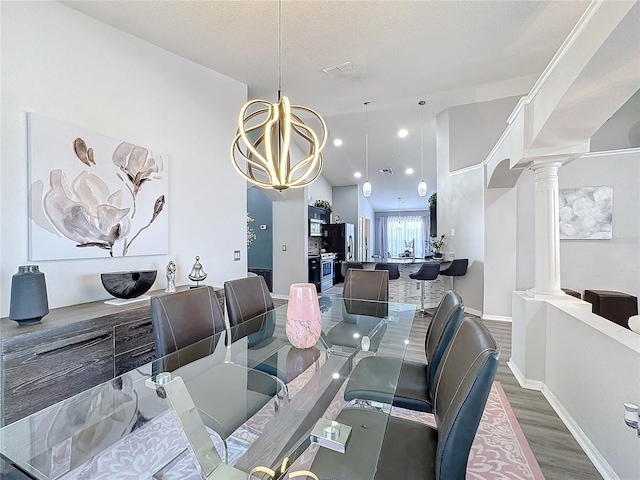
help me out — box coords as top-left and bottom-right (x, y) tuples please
(308, 206), (329, 223)
(0, 286), (224, 425)
(308, 256), (321, 292)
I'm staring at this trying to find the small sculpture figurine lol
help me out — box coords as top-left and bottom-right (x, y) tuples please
(334, 215), (341, 224)
(165, 261), (176, 293)
(188, 256), (207, 288)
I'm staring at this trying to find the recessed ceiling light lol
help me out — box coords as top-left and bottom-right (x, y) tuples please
(405, 168), (414, 175)
(354, 172), (362, 178)
(333, 138), (343, 147)
(398, 129), (408, 138)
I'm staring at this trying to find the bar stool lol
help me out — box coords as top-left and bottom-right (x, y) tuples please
(375, 263), (400, 280)
(341, 261), (363, 278)
(409, 263), (441, 316)
(439, 258), (468, 290)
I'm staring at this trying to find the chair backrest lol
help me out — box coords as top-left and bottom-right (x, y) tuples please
(424, 290), (465, 388)
(410, 262), (440, 280)
(441, 259), (468, 277)
(150, 286), (226, 369)
(343, 268), (388, 303)
(224, 275), (274, 327)
(374, 263), (400, 280)
(431, 316), (499, 479)
(341, 261), (364, 277)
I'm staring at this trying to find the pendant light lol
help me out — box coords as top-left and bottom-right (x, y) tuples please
(231, 0), (327, 191)
(417, 100), (427, 197)
(362, 102), (372, 197)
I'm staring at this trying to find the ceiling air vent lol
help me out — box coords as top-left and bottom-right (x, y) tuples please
(322, 62), (356, 76)
(379, 167), (394, 175)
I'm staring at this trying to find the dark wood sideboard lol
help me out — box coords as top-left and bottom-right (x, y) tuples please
(0, 286), (224, 426)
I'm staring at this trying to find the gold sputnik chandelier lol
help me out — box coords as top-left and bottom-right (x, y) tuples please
(231, 0), (327, 191)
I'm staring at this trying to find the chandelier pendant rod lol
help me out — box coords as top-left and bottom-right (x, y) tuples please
(278, 0), (282, 100)
(419, 100), (425, 182)
(365, 101), (370, 182)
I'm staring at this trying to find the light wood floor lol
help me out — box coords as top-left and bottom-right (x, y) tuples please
(274, 298), (603, 480)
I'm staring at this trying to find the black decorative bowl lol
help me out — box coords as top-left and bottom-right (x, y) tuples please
(101, 270), (157, 299)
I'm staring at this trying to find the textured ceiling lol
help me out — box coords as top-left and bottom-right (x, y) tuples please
(63, 0), (590, 211)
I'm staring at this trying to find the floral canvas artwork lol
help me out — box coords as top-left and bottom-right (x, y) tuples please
(28, 113), (168, 260)
(559, 186), (612, 240)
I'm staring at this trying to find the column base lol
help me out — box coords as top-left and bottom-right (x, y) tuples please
(525, 287), (566, 299)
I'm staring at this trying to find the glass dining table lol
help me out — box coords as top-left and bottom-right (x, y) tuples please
(0, 296), (416, 480)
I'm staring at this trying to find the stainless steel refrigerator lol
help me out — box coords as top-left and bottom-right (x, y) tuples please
(322, 223), (355, 283)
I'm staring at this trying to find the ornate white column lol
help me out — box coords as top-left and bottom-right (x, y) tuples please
(527, 159), (565, 298)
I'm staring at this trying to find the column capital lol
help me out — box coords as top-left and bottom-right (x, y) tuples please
(529, 158), (565, 171)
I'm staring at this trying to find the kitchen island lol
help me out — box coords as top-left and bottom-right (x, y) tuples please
(358, 259), (451, 308)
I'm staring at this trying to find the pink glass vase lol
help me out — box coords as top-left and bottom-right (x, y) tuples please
(286, 283), (322, 349)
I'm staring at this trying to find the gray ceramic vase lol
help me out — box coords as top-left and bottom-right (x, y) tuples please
(9, 265), (49, 326)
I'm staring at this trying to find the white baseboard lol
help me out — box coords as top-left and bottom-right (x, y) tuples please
(465, 307), (483, 317)
(482, 314), (512, 322)
(541, 386), (619, 480)
(507, 359), (544, 391)
(271, 293), (288, 300)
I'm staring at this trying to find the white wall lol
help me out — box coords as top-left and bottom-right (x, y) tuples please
(436, 109), (485, 313)
(332, 186), (358, 226)
(484, 187), (517, 318)
(307, 174), (333, 212)
(515, 170), (536, 290)
(559, 151), (640, 297)
(0, 2), (248, 316)
(591, 89), (640, 152)
(272, 189), (307, 295)
(544, 301), (640, 480)
(449, 96), (521, 171)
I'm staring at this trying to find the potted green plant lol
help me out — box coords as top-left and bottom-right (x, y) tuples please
(313, 199), (332, 214)
(430, 234), (445, 258)
(428, 192), (437, 206)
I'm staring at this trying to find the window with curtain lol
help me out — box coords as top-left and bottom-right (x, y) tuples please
(385, 215), (427, 258)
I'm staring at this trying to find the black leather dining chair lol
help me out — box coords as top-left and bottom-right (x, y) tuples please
(149, 287), (283, 441)
(311, 316), (500, 480)
(224, 276), (291, 382)
(342, 268), (389, 318)
(224, 275), (274, 327)
(343, 290), (464, 412)
(439, 258), (468, 290)
(325, 269), (389, 352)
(374, 262), (400, 280)
(409, 262), (441, 316)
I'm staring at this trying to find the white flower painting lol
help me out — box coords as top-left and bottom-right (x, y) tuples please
(29, 113), (168, 260)
(559, 186), (612, 240)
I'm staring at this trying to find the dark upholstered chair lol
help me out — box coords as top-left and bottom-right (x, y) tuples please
(584, 290), (638, 329)
(325, 269), (389, 352)
(409, 262), (441, 316)
(311, 316), (500, 480)
(375, 262), (400, 280)
(149, 287), (282, 441)
(562, 288), (581, 299)
(341, 261), (364, 278)
(439, 258), (468, 290)
(224, 276), (290, 381)
(224, 275), (274, 327)
(343, 268), (388, 303)
(150, 286), (225, 362)
(344, 290), (465, 412)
